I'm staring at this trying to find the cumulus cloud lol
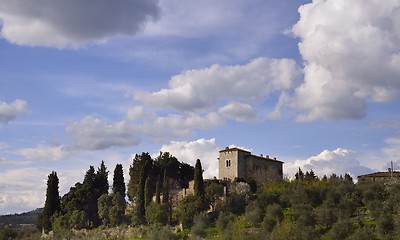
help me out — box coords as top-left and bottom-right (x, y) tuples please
(288, 0), (400, 121)
(0, 167), (85, 214)
(66, 116), (141, 150)
(136, 57), (300, 113)
(0, 99), (28, 124)
(218, 102), (257, 122)
(0, 0), (159, 48)
(17, 144), (70, 161)
(285, 148), (373, 179)
(382, 133), (400, 163)
(159, 138), (220, 178)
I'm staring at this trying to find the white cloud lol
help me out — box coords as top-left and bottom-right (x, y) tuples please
(17, 144), (70, 161)
(66, 116), (141, 150)
(382, 133), (400, 163)
(0, 0), (159, 48)
(285, 148), (373, 179)
(0, 167), (86, 214)
(159, 138), (220, 178)
(288, 0), (400, 121)
(218, 102), (257, 122)
(136, 57), (299, 113)
(0, 99), (28, 124)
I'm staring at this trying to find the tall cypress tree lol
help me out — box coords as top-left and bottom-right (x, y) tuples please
(112, 164), (125, 197)
(96, 160), (109, 196)
(155, 175), (161, 204)
(144, 176), (152, 206)
(194, 159), (205, 200)
(162, 169), (169, 204)
(137, 155), (153, 220)
(37, 171), (60, 231)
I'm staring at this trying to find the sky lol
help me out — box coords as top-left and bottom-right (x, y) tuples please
(1, 0), (400, 214)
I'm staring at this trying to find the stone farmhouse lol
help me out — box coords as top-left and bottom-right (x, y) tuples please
(218, 147), (283, 184)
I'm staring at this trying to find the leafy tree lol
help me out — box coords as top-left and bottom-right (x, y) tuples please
(262, 203), (284, 232)
(327, 219), (354, 239)
(0, 225), (18, 239)
(98, 194), (112, 226)
(205, 180), (224, 212)
(145, 202), (168, 225)
(37, 171), (61, 231)
(244, 201), (262, 225)
(191, 213), (208, 238)
(194, 159), (205, 201)
(109, 192), (125, 226)
(177, 195), (198, 228)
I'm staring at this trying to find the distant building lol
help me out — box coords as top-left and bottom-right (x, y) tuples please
(218, 147), (283, 184)
(357, 171), (400, 182)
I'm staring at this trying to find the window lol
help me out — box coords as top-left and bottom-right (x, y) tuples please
(226, 159), (231, 168)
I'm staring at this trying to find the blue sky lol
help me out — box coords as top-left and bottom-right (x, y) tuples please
(1, 0), (400, 214)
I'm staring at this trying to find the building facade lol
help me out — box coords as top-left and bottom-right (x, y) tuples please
(218, 147), (283, 184)
(357, 171), (400, 182)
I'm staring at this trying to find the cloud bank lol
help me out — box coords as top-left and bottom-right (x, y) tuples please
(289, 0), (400, 121)
(136, 57), (299, 113)
(0, 0), (159, 48)
(285, 148), (373, 179)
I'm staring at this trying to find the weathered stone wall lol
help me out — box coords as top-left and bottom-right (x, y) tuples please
(218, 147), (283, 184)
(244, 156), (283, 183)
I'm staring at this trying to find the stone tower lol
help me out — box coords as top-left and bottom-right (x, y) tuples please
(218, 147), (283, 184)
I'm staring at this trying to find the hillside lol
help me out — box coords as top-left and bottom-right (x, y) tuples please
(0, 208), (41, 226)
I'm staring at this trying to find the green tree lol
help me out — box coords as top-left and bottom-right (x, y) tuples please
(162, 169), (169, 204)
(37, 171), (61, 231)
(97, 194), (112, 226)
(205, 180), (224, 212)
(112, 164), (125, 197)
(136, 154), (153, 222)
(145, 202), (168, 225)
(95, 160), (109, 196)
(177, 195), (198, 228)
(155, 175), (161, 204)
(128, 153), (150, 202)
(194, 159), (205, 201)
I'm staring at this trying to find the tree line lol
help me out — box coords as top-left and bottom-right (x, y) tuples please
(36, 152), (198, 233)
(34, 159), (400, 239)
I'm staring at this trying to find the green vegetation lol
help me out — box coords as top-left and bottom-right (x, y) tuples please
(5, 154), (400, 239)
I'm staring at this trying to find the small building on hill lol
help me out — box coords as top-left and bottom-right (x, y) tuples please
(218, 147), (283, 184)
(357, 171), (400, 182)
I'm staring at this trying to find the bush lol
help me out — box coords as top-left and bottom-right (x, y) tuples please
(261, 203), (283, 232)
(327, 219), (354, 240)
(190, 213), (208, 238)
(245, 201), (262, 225)
(216, 212), (234, 233)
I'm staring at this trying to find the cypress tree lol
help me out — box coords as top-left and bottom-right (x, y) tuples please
(37, 171), (61, 231)
(112, 164), (125, 197)
(137, 155), (152, 220)
(155, 175), (161, 204)
(162, 169), (169, 204)
(144, 176), (152, 206)
(194, 159), (205, 200)
(96, 160), (109, 196)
